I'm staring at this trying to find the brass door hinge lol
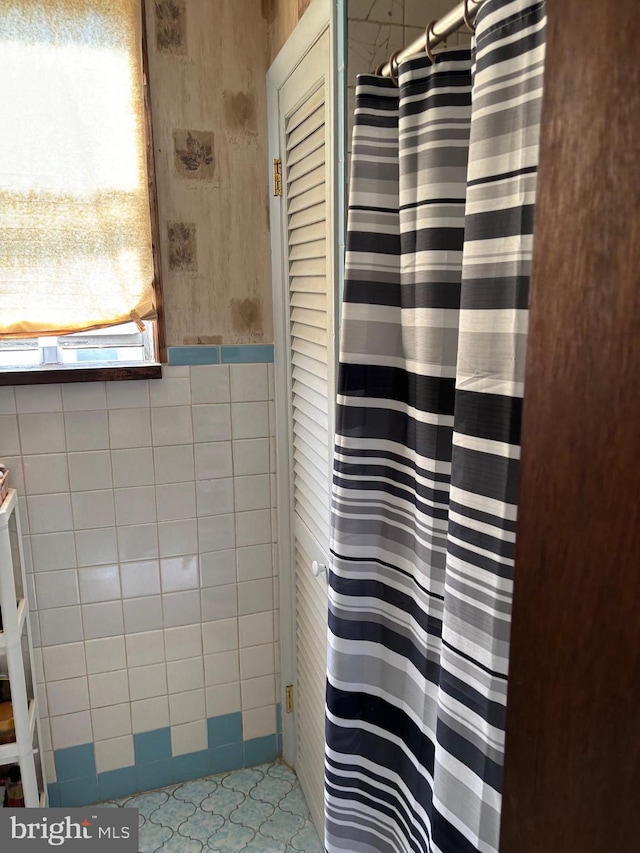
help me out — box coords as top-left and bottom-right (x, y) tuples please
(273, 158), (282, 196)
(285, 684), (294, 714)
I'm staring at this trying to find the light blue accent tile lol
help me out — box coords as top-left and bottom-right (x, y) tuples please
(208, 711), (242, 748)
(209, 742), (244, 774)
(58, 776), (99, 807)
(276, 703), (282, 733)
(172, 750), (209, 783)
(135, 760), (174, 794)
(54, 743), (96, 782)
(221, 345), (274, 364)
(97, 766), (138, 801)
(47, 782), (60, 807)
(277, 733), (284, 756)
(168, 346), (220, 365)
(244, 735), (278, 767)
(134, 727), (172, 764)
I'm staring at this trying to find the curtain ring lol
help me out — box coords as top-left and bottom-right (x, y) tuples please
(424, 20), (437, 62)
(388, 50), (401, 87)
(374, 62), (385, 76)
(463, 0), (476, 33)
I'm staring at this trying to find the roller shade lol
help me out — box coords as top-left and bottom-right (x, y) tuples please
(0, 0), (155, 338)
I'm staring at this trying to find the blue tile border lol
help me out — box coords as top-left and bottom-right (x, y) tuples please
(51, 714), (283, 805)
(167, 344), (274, 366)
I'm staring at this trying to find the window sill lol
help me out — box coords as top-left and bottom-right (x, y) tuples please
(0, 363), (162, 386)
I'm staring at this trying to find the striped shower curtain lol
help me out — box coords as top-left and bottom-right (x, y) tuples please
(326, 2), (546, 852)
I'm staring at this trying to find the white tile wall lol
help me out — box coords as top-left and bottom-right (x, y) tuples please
(0, 364), (279, 763)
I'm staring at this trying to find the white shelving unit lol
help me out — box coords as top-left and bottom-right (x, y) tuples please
(0, 488), (47, 807)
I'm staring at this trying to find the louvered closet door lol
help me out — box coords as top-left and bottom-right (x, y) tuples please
(278, 26), (332, 834)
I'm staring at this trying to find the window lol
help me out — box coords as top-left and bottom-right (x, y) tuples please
(0, 0), (163, 382)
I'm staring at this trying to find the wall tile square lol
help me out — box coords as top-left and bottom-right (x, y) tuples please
(71, 489), (115, 529)
(160, 555), (199, 592)
(27, 493), (73, 534)
(108, 408), (152, 449)
(75, 527), (118, 567)
(117, 523), (159, 562)
(89, 669), (130, 709)
(0, 387), (16, 415)
(151, 406), (193, 446)
(3, 455), (24, 492)
(171, 719), (208, 757)
(192, 404), (231, 443)
(47, 676), (90, 716)
(190, 365), (230, 404)
(197, 514), (235, 553)
(57, 776), (99, 807)
(230, 402), (269, 440)
(123, 595), (164, 633)
(94, 735), (134, 774)
(68, 450), (113, 491)
(172, 750), (209, 783)
(149, 377), (191, 407)
(239, 611), (274, 648)
(240, 643), (274, 680)
(161, 590), (200, 628)
(111, 447), (155, 488)
(202, 618), (238, 655)
(238, 578), (274, 616)
(85, 636), (127, 675)
(35, 569), (80, 609)
(82, 600), (124, 640)
(195, 478), (234, 517)
(120, 561), (161, 599)
(97, 766), (138, 800)
(162, 366), (190, 379)
(243, 733), (278, 765)
(236, 544), (272, 582)
(50, 711), (93, 750)
(153, 444), (195, 484)
(201, 584), (237, 622)
(135, 759), (173, 792)
(16, 384), (62, 413)
(65, 411), (109, 451)
(230, 364), (268, 402)
(205, 682), (241, 718)
(91, 703), (132, 741)
(106, 380), (149, 409)
(194, 442), (233, 480)
(241, 674), (275, 710)
(126, 630), (165, 668)
(232, 438), (269, 476)
(199, 549), (236, 588)
(0, 414), (20, 455)
(128, 663), (167, 701)
(207, 711), (242, 748)
(235, 509), (271, 547)
(23, 454), (69, 495)
(234, 474), (271, 512)
(40, 606), (84, 646)
(134, 727), (172, 764)
(209, 742), (243, 775)
(169, 690), (206, 726)
(158, 518), (197, 558)
(242, 705), (277, 742)
(131, 696), (170, 734)
(167, 657), (204, 694)
(156, 481), (196, 521)
(43, 643), (87, 682)
(164, 624), (202, 662)
(78, 565), (120, 603)
(19, 412), (66, 454)
(62, 382), (106, 412)
(204, 651), (240, 687)
(54, 743), (96, 782)
(114, 485), (157, 525)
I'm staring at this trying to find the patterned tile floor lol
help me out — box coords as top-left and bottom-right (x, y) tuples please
(100, 761), (323, 853)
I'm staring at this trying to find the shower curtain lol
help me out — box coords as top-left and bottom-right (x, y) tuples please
(326, 2), (546, 852)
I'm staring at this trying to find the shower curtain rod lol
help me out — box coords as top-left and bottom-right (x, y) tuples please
(379, 0), (487, 77)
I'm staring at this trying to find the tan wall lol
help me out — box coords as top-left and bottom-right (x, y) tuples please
(265, 0), (311, 64)
(146, 0), (273, 347)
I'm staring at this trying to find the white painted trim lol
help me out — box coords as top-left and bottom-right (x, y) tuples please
(266, 0), (333, 770)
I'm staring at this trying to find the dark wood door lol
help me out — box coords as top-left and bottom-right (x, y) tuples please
(499, 1), (640, 851)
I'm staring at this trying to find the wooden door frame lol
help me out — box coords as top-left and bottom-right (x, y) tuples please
(266, 0), (337, 769)
(500, 1), (640, 849)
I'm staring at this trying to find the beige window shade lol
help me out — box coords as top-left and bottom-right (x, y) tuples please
(0, 0), (155, 339)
